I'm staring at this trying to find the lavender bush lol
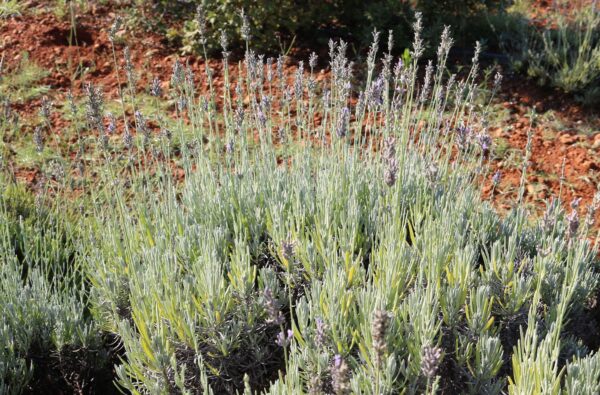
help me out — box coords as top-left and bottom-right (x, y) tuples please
(1, 10), (600, 395)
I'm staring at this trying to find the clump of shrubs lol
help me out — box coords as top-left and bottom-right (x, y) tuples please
(0, 182), (117, 394)
(2, 7), (600, 395)
(152, 0), (508, 55)
(498, 1), (600, 105)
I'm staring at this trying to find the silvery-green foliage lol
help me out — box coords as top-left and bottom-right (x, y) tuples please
(83, 18), (599, 393)
(0, 184), (103, 393)
(563, 352), (600, 395)
(3, 11), (599, 394)
(503, 1), (600, 104)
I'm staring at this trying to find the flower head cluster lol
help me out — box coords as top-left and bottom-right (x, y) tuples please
(371, 309), (389, 368)
(135, 110), (150, 142)
(39, 96), (52, 123)
(225, 139), (235, 155)
(368, 76), (385, 107)
(240, 9), (251, 41)
(567, 199), (581, 240)
(421, 345), (442, 379)
(33, 126), (44, 153)
(426, 163), (439, 186)
(477, 132), (492, 157)
(315, 317), (327, 348)
(195, 5), (207, 43)
(124, 46), (135, 85)
(85, 83), (104, 131)
(331, 355), (350, 395)
(276, 329), (293, 348)
(455, 124), (472, 150)
(384, 160), (398, 187)
(309, 52), (318, 70)
(585, 191), (600, 227)
(66, 90), (77, 117)
(171, 60), (185, 90)
(109, 16), (122, 43)
(263, 287), (284, 325)
(280, 238), (295, 262)
(150, 77), (162, 97)
(336, 107), (350, 138)
(382, 137), (398, 187)
(106, 113), (116, 135)
(123, 127), (133, 151)
(492, 170), (502, 187)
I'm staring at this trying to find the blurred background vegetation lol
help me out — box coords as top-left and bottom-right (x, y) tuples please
(150, 0), (506, 56)
(130, 0), (598, 105)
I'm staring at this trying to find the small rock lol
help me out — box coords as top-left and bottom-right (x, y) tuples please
(538, 190), (547, 200)
(534, 101), (544, 112)
(526, 184), (535, 196)
(559, 133), (578, 145)
(581, 160), (593, 172)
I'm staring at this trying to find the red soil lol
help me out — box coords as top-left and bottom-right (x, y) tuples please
(480, 75), (600, 231)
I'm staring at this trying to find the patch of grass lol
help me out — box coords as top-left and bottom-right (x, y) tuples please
(498, 147), (525, 170)
(0, 53), (49, 103)
(493, 136), (511, 158)
(500, 0), (600, 106)
(0, 0), (22, 19)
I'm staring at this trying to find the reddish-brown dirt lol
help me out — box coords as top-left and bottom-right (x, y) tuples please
(529, 0), (596, 26)
(1, 2), (599, 236)
(481, 76), (600, 225)
(479, 0), (600, 234)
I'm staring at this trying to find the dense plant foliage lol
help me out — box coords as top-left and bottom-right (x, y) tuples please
(0, 182), (116, 394)
(153, 0), (508, 55)
(1, 8), (600, 394)
(499, 0), (600, 105)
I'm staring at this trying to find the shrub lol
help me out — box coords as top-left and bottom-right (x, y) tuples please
(3, 7), (600, 394)
(499, 0), (600, 105)
(0, 182), (114, 394)
(0, 0), (21, 19)
(80, 14), (599, 394)
(154, 0), (507, 55)
(156, 0), (321, 55)
(414, 0), (508, 48)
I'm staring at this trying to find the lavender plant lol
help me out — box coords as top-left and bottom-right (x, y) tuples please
(1, 11), (599, 395)
(501, 0), (600, 105)
(0, 181), (112, 394)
